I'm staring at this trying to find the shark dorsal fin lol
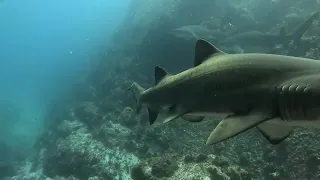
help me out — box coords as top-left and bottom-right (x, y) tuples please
(194, 39), (225, 67)
(155, 66), (170, 85)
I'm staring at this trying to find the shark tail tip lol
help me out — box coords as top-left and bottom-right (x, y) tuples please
(128, 82), (145, 113)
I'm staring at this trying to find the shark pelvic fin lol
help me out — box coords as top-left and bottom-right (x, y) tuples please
(194, 39), (226, 67)
(163, 105), (188, 123)
(155, 66), (170, 85)
(181, 115), (205, 122)
(206, 110), (272, 145)
(257, 119), (293, 144)
(148, 107), (159, 125)
(128, 82), (145, 113)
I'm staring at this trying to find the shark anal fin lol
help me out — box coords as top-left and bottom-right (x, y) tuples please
(194, 39), (226, 67)
(206, 110), (272, 145)
(155, 66), (170, 85)
(257, 120), (293, 144)
(163, 105), (188, 123)
(148, 108), (159, 125)
(181, 115), (204, 122)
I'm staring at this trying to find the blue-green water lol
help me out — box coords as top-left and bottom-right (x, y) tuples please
(0, 0), (130, 150)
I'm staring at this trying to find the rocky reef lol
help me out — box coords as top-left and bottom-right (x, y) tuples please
(5, 0), (320, 180)
(131, 153), (253, 180)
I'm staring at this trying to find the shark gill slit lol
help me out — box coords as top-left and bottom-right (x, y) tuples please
(278, 85), (311, 121)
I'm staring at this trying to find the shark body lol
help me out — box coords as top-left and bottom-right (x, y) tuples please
(129, 39), (320, 145)
(220, 30), (288, 48)
(219, 12), (320, 52)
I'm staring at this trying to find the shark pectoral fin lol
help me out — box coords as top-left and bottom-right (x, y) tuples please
(163, 105), (188, 123)
(257, 119), (293, 144)
(181, 115), (205, 122)
(206, 111), (272, 145)
(148, 108), (159, 125)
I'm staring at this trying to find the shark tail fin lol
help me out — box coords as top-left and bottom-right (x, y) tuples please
(288, 11), (320, 46)
(128, 82), (145, 113)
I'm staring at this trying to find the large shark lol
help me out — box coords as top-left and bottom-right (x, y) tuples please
(219, 12), (320, 52)
(129, 39), (320, 145)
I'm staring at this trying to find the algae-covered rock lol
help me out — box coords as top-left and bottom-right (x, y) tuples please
(131, 154), (253, 180)
(151, 157), (178, 178)
(207, 166), (229, 180)
(118, 106), (137, 128)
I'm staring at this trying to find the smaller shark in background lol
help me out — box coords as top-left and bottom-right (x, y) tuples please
(219, 11), (320, 52)
(168, 25), (228, 41)
(129, 39), (320, 145)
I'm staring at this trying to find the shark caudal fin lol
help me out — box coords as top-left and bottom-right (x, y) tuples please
(128, 82), (145, 114)
(288, 11), (320, 46)
(128, 82), (159, 125)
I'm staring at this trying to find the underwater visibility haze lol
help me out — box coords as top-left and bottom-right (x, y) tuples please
(0, 0), (130, 164)
(2, 0), (320, 180)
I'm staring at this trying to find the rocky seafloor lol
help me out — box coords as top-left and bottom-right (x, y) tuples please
(4, 0), (320, 180)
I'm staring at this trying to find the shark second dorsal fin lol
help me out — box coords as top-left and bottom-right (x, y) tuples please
(194, 39), (225, 67)
(155, 66), (170, 85)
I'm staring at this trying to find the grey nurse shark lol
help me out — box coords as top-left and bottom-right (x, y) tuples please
(219, 11), (320, 53)
(128, 39), (320, 145)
